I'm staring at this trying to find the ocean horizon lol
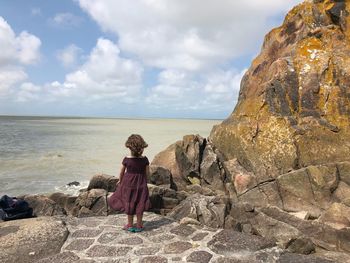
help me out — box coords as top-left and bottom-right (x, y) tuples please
(0, 116), (221, 196)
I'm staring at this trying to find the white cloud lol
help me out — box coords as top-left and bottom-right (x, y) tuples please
(0, 17), (41, 97)
(0, 68), (27, 96)
(50, 13), (83, 28)
(56, 44), (82, 68)
(16, 82), (41, 102)
(47, 38), (143, 102)
(78, 0), (301, 72)
(146, 69), (246, 112)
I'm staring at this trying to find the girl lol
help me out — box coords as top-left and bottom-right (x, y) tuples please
(108, 134), (151, 232)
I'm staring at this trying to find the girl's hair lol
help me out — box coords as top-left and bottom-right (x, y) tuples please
(125, 134), (148, 157)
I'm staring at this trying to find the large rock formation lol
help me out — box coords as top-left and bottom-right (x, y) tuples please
(211, 0), (350, 180)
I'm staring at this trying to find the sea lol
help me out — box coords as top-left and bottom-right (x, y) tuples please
(0, 116), (222, 196)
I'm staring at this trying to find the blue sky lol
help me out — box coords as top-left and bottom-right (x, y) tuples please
(0, 0), (301, 119)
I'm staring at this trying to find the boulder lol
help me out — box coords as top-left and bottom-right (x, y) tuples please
(210, 0), (350, 184)
(148, 165), (175, 189)
(21, 194), (65, 217)
(87, 174), (118, 192)
(200, 143), (225, 191)
(151, 135), (206, 190)
(48, 192), (79, 216)
(75, 189), (108, 217)
(319, 203), (350, 229)
(168, 193), (228, 228)
(0, 217), (68, 263)
(333, 182), (350, 207)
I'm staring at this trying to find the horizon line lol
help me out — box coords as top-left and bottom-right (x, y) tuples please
(0, 114), (225, 121)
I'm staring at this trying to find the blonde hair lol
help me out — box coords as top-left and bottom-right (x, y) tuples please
(125, 134), (148, 157)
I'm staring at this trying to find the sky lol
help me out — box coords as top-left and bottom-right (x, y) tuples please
(0, 0), (302, 119)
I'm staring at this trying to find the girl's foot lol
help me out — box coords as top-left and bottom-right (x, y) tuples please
(123, 224), (133, 231)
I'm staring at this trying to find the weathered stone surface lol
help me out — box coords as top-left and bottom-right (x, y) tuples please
(170, 224), (196, 237)
(333, 182), (350, 206)
(65, 239), (95, 251)
(21, 194), (65, 216)
(37, 251), (80, 263)
(337, 162), (350, 186)
(87, 174), (118, 192)
(148, 165), (175, 189)
(186, 251), (213, 263)
(0, 217), (68, 263)
(168, 193), (228, 228)
(97, 232), (120, 244)
(139, 256), (168, 263)
(277, 252), (334, 263)
(134, 247), (160, 256)
(200, 143), (225, 191)
(191, 232), (209, 241)
(151, 135), (205, 190)
(117, 236), (143, 245)
(76, 189), (108, 217)
(319, 202), (350, 229)
(86, 245), (132, 257)
(210, 0), (350, 186)
(207, 230), (274, 254)
(71, 229), (103, 238)
(163, 241), (193, 254)
(48, 193), (78, 216)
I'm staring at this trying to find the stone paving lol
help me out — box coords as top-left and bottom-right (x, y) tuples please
(37, 213), (340, 263)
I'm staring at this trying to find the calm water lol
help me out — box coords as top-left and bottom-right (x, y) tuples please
(0, 116), (221, 196)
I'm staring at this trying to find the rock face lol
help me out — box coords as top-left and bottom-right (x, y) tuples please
(0, 217), (68, 263)
(210, 0), (350, 180)
(205, 0), (350, 235)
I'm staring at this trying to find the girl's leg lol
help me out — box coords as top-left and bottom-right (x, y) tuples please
(128, 214), (134, 227)
(136, 213), (143, 228)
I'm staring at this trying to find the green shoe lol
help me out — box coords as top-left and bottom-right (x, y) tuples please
(133, 226), (144, 233)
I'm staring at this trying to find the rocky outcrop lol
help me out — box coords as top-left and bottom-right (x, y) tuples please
(87, 173), (118, 192)
(168, 193), (229, 228)
(0, 217), (68, 263)
(210, 0), (350, 182)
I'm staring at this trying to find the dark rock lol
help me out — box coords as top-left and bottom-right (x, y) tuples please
(67, 181), (80, 187)
(87, 174), (118, 192)
(148, 165), (175, 189)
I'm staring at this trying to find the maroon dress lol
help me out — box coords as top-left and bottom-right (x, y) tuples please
(108, 156), (150, 215)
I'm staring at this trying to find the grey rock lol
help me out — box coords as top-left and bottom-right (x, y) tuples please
(207, 230), (274, 254)
(0, 217), (68, 263)
(87, 174), (118, 192)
